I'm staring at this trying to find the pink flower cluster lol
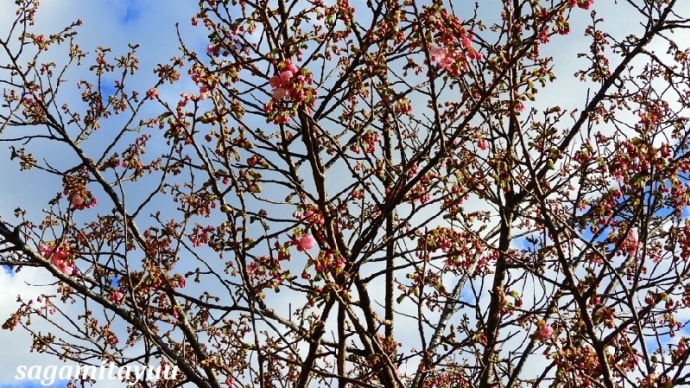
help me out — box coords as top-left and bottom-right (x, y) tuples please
(146, 88), (158, 100)
(264, 60), (317, 124)
(269, 60), (300, 100)
(429, 35), (482, 74)
(296, 235), (316, 252)
(429, 47), (453, 70)
(189, 225), (215, 247)
(109, 290), (124, 303)
(38, 242), (74, 275)
(536, 320), (553, 341)
(69, 192), (97, 210)
(313, 251), (345, 274)
(296, 208), (324, 226)
(621, 228), (639, 257)
(569, 0), (594, 9)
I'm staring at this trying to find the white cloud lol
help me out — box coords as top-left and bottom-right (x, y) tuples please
(0, 267), (77, 385)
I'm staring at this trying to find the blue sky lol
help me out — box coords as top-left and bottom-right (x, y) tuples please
(2, 0), (690, 386)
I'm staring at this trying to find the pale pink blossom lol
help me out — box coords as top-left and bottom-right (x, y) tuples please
(70, 194), (84, 208)
(39, 243), (74, 275)
(109, 291), (124, 303)
(429, 46), (447, 62)
(536, 323), (553, 341)
(69, 191), (97, 210)
(199, 86), (210, 100)
(429, 46), (455, 70)
(284, 60), (298, 75)
(269, 75), (282, 88)
(279, 70), (294, 83)
(269, 61), (301, 101)
(146, 88), (158, 100)
(622, 228), (639, 257)
(297, 235), (316, 252)
(272, 87), (289, 100)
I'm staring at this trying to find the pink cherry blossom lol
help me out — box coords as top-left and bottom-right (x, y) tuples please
(536, 323), (553, 341)
(429, 46), (446, 61)
(300, 210), (324, 225)
(570, 0), (594, 9)
(429, 46), (456, 70)
(39, 243), (74, 275)
(467, 49), (482, 60)
(207, 44), (219, 56)
(70, 193), (84, 208)
(297, 235), (316, 252)
(53, 260), (74, 275)
(268, 60), (303, 102)
(109, 291), (124, 303)
(272, 87), (289, 100)
(279, 70), (294, 83)
(285, 60), (298, 75)
(269, 75), (282, 88)
(622, 228), (639, 257)
(69, 191), (97, 210)
(146, 88), (158, 100)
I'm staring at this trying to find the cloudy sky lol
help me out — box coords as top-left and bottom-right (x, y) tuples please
(2, 0), (690, 387)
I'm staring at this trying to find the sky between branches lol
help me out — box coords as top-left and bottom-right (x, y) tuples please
(1, 0), (690, 387)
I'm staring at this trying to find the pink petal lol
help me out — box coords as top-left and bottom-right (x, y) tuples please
(297, 235), (316, 251)
(280, 70), (294, 83)
(285, 61), (298, 74)
(272, 87), (289, 100)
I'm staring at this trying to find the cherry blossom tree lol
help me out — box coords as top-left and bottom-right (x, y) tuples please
(2, 0), (690, 387)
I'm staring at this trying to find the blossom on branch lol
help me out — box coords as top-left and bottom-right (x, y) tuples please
(268, 60), (300, 101)
(297, 235), (316, 252)
(536, 320), (554, 341)
(570, 0), (594, 9)
(38, 242), (74, 275)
